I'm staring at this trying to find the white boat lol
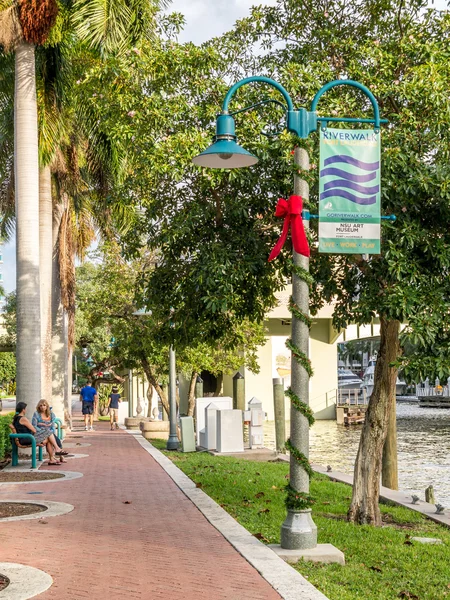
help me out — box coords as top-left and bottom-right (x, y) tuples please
(360, 356), (407, 397)
(338, 368), (363, 390)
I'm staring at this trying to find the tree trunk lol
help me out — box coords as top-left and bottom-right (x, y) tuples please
(52, 202), (65, 421)
(146, 384), (154, 418)
(140, 355), (169, 415)
(39, 165), (53, 407)
(382, 396), (398, 489)
(15, 42), (41, 420)
(348, 317), (400, 525)
(214, 372), (223, 396)
(65, 343), (73, 426)
(187, 371), (198, 417)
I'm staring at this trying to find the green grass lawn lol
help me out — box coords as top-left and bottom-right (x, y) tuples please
(151, 439), (450, 600)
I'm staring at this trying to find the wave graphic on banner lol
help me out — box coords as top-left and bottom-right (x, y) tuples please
(320, 155), (380, 206)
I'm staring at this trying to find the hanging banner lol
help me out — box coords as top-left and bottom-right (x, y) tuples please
(318, 128), (381, 254)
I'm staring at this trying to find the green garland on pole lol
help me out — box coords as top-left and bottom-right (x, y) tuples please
(289, 295), (312, 328)
(285, 387), (315, 426)
(285, 337), (314, 378)
(284, 258), (315, 511)
(285, 485), (315, 511)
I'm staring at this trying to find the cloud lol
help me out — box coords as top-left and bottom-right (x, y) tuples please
(167, 0), (276, 44)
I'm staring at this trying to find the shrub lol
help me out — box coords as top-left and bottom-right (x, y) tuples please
(0, 413), (14, 460)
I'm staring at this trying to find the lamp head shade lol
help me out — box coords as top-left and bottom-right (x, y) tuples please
(192, 114), (258, 169)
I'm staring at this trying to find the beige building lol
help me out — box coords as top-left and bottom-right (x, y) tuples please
(222, 287), (340, 421)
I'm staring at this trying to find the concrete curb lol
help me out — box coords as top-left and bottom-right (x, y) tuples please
(312, 464), (450, 529)
(0, 563), (52, 599)
(0, 471), (83, 486)
(128, 431), (329, 600)
(0, 500), (74, 523)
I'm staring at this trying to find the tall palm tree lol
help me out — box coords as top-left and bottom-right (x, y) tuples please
(0, 0), (168, 422)
(0, 0), (59, 418)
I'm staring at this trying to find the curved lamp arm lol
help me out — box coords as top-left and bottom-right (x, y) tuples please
(222, 76), (294, 113)
(311, 80), (381, 130)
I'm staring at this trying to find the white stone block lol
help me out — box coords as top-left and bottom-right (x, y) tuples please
(195, 397), (232, 445)
(204, 403), (220, 450)
(180, 416), (196, 452)
(216, 409), (244, 453)
(118, 402), (129, 425)
(251, 409), (264, 426)
(248, 397), (263, 412)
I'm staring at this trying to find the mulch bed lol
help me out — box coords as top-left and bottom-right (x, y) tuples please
(0, 574), (9, 591)
(0, 502), (47, 519)
(0, 472), (64, 483)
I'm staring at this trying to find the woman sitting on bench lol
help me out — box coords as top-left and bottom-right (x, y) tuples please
(12, 402), (61, 466)
(32, 400), (67, 463)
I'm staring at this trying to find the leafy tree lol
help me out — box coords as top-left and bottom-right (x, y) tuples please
(75, 244), (266, 415)
(238, 0), (450, 524)
(0, 352), (15, 386)
(73, 35), (296, 352)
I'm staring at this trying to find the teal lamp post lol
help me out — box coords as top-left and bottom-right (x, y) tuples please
(193, 76), (384, 552)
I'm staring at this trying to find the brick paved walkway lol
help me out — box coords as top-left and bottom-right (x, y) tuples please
(0, 415), (281, 599)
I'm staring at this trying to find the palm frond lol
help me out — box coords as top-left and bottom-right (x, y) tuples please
(58, 206), (76, 348)
(72, 0), (164, 55)
(0, 4), (23, 52)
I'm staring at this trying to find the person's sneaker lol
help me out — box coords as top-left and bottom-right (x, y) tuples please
(89, 426), (94, 431)
(85, 426), (89, 431)
(115, 423), (119, 430)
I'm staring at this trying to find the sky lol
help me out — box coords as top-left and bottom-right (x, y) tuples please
(1, 0), (448, 294)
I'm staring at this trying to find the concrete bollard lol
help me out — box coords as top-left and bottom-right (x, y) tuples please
(425, 485), (435, 504)
(273, 378), (286, 454)
(195, 375), (204, 399)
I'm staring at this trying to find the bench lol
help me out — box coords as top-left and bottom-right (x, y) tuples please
(53, 418), (64, 440)
(9, 433), (44, 469)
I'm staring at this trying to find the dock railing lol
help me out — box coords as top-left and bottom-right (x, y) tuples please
(416, 383), (450, 398)
(337, 388), (369, 406)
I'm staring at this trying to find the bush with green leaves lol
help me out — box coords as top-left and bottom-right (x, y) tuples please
(97, 383), (123, 416)
(0, 413), (14, 460)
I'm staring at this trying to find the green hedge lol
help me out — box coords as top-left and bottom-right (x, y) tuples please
(0, 413), (14, 459)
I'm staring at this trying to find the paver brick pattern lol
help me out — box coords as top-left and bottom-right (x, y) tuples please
(0, 418), (281, 599)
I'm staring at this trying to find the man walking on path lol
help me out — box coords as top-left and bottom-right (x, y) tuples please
(108, 386), (121, 430)
(80, 380), (98, 431)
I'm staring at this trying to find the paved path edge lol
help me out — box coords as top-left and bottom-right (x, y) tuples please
(128, 431), (329, 600)
(0, 563), (52, 600)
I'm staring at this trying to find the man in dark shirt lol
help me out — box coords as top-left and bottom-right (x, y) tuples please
(108, 387), (122, 430)
(80, 380), (98, 431)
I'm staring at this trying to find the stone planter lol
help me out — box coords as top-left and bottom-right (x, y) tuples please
(124, 417), (153, 430)
(140, 420), (170, 440)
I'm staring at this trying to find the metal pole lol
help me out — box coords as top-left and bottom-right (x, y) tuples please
(281, 146), (317, 549)
(233, 372), (245, 411)
(127, 369), (132, 418)
(166, 344), (179, 450)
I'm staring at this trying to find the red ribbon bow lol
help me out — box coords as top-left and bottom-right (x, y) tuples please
(268, 195), (310, 261)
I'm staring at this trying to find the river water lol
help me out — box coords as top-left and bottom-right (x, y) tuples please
(264, 402), (450, 506)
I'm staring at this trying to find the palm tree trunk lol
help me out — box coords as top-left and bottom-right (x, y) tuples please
(52, 201), (65, 421)
(39, 165), (54, 408)
(15, 42), (41, 419)
(64, 321), (72, 424)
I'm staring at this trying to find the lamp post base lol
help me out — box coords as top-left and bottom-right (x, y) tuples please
(270, 542), (345, 565)
(166, 435), (179, 451)
(280, 509), (317, 550)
